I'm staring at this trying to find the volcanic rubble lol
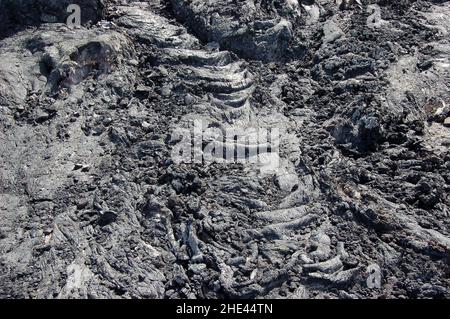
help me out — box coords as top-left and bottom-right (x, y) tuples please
(0, 0), (449, 299)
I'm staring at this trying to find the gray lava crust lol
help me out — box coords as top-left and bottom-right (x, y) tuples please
(0, 0), (449, 299)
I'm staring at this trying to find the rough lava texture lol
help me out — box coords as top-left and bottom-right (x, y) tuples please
(0, 0), (449, 299)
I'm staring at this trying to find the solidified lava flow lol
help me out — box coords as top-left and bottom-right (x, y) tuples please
(0, 0), (449, 299)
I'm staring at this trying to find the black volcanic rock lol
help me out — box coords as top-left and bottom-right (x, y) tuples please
(0, 0), (449, 299)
